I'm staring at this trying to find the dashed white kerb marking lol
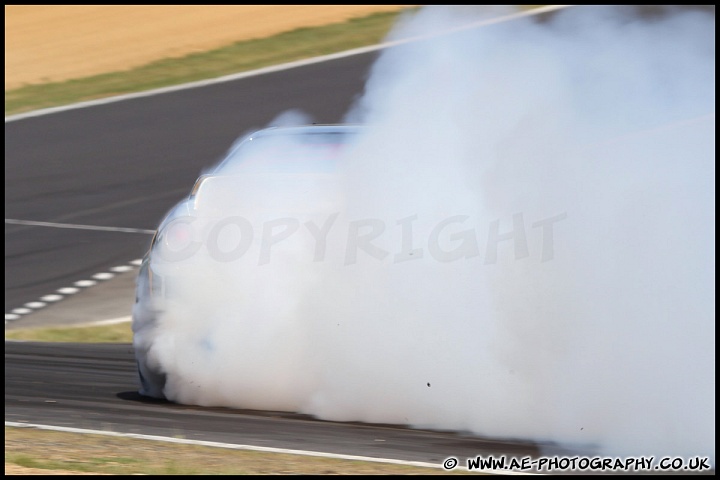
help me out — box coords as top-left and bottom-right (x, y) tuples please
(111, 265), (134, 273)
(40, 294), (64, 302)
(5, 260), (140, 324)
(93, 272), (115, 280)
(25, 302), (47, 309)
(57, 287), (80, 294)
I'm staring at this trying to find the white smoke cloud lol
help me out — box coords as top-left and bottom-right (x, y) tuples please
(141, 5), (715, 464)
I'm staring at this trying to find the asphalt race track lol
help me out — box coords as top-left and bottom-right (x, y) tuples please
(5, 341), (551, 466)
(5, 52), (375, 312)
(5, 5), (715, 472)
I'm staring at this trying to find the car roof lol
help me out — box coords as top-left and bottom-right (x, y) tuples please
(246, 124), (364, 140)
(213, 124), (364, 173)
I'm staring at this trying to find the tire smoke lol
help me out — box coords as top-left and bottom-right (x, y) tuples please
(140, 6), (715, 462)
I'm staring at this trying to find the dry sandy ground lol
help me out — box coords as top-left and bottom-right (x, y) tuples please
(5, 5), (411, 90)
(5, 465), (105, 475)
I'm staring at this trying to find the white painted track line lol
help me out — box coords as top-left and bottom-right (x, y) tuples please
(4, 421), (535, 474)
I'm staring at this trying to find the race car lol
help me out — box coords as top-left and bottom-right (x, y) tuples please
(132, 124), (363, 398)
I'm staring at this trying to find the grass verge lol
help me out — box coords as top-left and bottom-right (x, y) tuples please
(5, 10), (411, 116)
(5, 427), (477, 475)
(5, 321), (133, 343)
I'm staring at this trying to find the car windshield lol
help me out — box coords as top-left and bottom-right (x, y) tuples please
(217, 131), (358, 174)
